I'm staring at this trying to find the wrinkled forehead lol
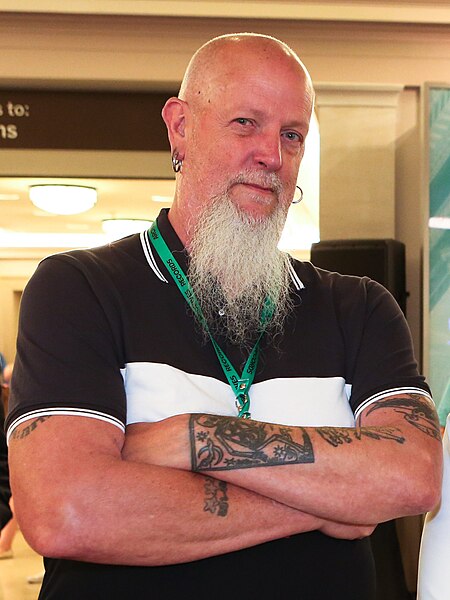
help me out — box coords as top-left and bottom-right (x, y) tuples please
(198, 48), (314, 122)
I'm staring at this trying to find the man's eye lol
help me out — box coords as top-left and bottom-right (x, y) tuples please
(235, 118), (252, 126)
(283, 131), (303, 143)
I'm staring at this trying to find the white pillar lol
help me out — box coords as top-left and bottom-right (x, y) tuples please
(315, 83), (403, 240)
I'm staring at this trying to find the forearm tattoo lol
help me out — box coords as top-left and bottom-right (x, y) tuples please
(356, 394), (441, 441)
(203, 477), (229, 517)
(190, 395), (439, 472)
(317, 425), (405, 447)
(189, 414), (314, 472)
(11, 416), (51, 440)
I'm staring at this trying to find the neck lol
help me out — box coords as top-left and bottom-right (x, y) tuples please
(167, 206), (187, 247)
(168, 169), (214, 249)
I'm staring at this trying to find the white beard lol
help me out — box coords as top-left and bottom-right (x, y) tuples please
(187, 189), (293, 348)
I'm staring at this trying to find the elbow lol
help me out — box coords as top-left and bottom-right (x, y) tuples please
(20, 522), (63, 560)
(16, 499), (87, 560)
(402, 447), (443, 516)
(410, 479), (441, 516)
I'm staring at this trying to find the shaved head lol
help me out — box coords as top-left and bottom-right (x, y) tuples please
(179, 33), (314, 112)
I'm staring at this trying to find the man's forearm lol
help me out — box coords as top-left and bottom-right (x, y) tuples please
(124, 394), (442, 525)
(22, 456), (327, 565)
(188, 395), (441, 523)
(11, 415), (359, 568)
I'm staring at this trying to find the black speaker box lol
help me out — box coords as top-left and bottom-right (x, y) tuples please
(310, 239), (407, 315)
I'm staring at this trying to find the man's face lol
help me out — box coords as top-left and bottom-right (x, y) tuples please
(182, 49), (313, 228)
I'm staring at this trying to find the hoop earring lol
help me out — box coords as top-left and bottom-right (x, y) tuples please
(292, 186), (303, 204)
(172, 151), (183, 173)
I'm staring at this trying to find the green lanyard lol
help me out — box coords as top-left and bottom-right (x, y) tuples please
(148, 221), (274, 419)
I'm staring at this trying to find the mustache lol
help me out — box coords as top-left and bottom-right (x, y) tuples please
(228, 170), (283, 195)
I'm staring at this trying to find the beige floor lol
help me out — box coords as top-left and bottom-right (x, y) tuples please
(0, 532), (43, 600)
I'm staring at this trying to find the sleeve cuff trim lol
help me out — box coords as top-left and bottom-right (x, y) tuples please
(354, 387), (434, 421)
(6, 408), (125, 444)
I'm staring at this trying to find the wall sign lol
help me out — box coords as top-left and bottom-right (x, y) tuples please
(0, 90), (172, 151)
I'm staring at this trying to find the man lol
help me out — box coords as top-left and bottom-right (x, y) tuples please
(6, 33), (442, 599)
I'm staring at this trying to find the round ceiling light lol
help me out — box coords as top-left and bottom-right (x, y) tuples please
(29, 185), (97, 215)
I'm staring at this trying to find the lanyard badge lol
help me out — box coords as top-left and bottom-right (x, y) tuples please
(148, 221), (274, 419)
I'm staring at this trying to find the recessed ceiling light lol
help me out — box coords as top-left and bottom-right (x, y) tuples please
(29, 185), (97, 215)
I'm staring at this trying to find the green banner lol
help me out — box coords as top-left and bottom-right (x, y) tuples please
(428, 86), (450, 424)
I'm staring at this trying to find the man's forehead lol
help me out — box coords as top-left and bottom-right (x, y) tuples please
(204, 69), (313, 122)
(221, 57), (308, 98)
(180, 33), (314, 108)
(184, 37), (314, 123)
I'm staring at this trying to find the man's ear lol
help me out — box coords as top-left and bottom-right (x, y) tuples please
(161, 97), (188, 157)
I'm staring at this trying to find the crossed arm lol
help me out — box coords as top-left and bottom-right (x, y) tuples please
(9, 392), (441, 566)
(8, 412), (374, 567)
(123, 392), (442, 525)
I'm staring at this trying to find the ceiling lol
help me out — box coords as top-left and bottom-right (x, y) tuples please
(0, 176), (175, 234)
(3, 0), (450, 25)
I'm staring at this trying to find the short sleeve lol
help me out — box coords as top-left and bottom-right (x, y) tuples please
(6, 254), (127, 439)
(349, 280), (431, 418)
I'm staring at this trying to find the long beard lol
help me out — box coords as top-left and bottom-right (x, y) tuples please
(187, 192), (293, 348)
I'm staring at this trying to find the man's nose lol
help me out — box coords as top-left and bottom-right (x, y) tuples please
(253, 133), (282, 171)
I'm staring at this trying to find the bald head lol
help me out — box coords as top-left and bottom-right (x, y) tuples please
(163, 32), (315, 246)
(179, 33), (314, 111)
